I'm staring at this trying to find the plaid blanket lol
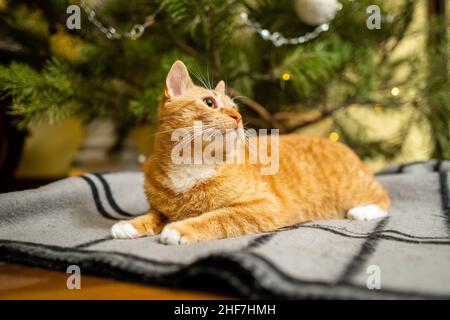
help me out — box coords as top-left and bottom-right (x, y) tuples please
(1, 160), (449, 299)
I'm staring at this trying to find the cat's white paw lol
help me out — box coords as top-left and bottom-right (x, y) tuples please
(160, 226), (189, 245)
(347, 204), (388, 221)
(111, 221), (141, 239)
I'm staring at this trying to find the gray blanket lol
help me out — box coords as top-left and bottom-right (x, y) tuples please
(1, 160), (450, 299)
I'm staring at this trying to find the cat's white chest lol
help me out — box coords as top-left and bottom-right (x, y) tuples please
(166, 164), (216, 194)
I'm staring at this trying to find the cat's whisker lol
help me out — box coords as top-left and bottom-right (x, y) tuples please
(243, 129), (259, 157)
(189, 67), (211, 91)
(180, 130), (209, 149)
(205, 66), (214, 91)
(154, 122), (219, 140)
(189, 66), (215, 92)
(177, 124), (218, 147)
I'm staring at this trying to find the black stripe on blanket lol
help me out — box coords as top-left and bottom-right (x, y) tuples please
(376, 159), (444, 176)
(337, 218), (389, 284)
(92, 173), (136, 218)
(243, 233), (276, 250)
(396, 160), (439, 173)
(334, 226), (449, 240)
(434, 160), (442, 172)
(2, 239), (449, 299)
(0, 239), (182, 267)
(74, 224), (450, 251)
(236, 220), (450, 254)
(246, 252), (450, 299)
(305, 224), (450, 240)
(74, 237), (113, 249)
(79, 175), (119, 220)
(297, 225), (450, 245)
(439, 171), (450, 235)
(244, 221), (450, 252)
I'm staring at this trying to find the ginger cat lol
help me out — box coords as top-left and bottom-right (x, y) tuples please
(111, 60), (390, 245)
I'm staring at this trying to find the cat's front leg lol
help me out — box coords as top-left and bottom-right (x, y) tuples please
(159, 202), (290, 245)
(111, 209), (167, 239)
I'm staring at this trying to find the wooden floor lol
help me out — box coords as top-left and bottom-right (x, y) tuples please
(0, 263), (233, 300)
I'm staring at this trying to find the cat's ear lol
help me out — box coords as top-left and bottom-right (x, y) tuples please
(215, 80), (226, 94)
(164, 60), (194, 99)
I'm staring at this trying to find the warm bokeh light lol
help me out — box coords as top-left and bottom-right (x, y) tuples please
(282, 72), (290, 81)
(391, 87), (400, 96)
(329, 131), (340, 142)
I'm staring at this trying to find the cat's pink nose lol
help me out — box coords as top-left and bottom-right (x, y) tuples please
(222, 108), (242, 125)
(230, 114), (241, 124)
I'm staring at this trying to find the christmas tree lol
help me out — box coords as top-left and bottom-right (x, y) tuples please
(0, 0), (449, 167)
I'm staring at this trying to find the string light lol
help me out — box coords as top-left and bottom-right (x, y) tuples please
(239, 12), (330, 47)
(282, 72), (290, 81)
(329, 131), (340, 142)
(79, 0), (160, 40)
(391, 87), (400, 96)
(239, 4), (393, 47)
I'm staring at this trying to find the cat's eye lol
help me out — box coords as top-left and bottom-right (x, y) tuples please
(202, 97), (216, 108)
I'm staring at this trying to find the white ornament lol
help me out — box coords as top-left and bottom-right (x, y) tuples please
(295, 0), (342, 26)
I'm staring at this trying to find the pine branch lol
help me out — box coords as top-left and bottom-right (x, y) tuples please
(228, 87), (286, 133)
(166, 28), (205, 61)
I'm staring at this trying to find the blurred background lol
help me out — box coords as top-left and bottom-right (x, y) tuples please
(0, 0), (449, 192)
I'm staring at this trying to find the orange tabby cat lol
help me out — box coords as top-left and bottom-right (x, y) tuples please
(111, 60), (390, 245)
